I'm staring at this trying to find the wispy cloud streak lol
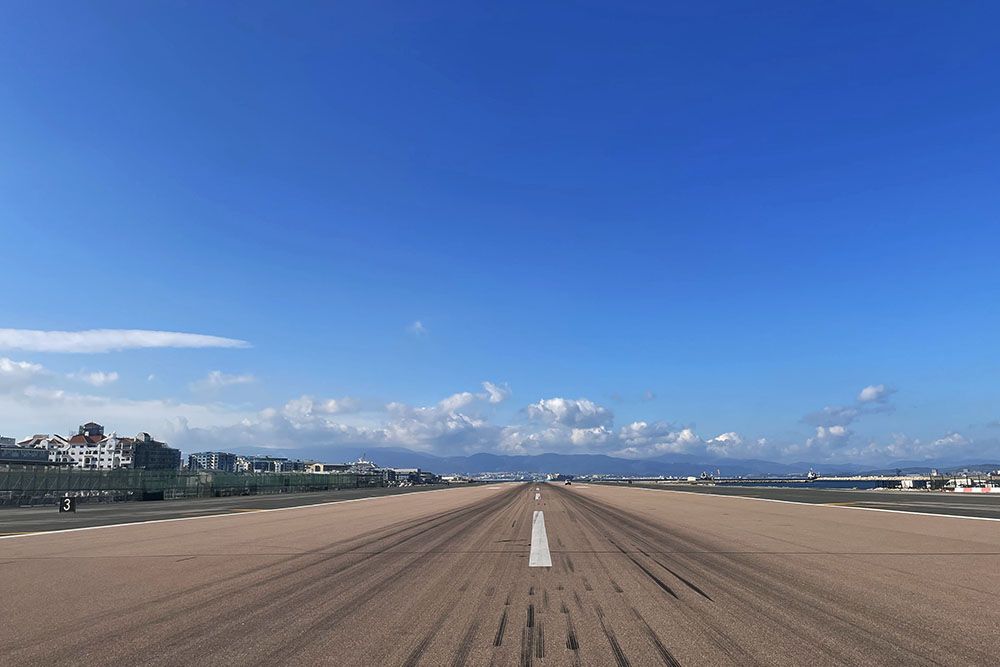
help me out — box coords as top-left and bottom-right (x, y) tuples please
(0, 329), (250, 353)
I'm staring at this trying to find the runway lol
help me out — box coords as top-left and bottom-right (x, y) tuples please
(621, 482), (1000, 519)
(2, 482), (998, 665)
(0, 484), (455, 535)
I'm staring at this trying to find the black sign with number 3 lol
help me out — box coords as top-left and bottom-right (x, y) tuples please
(59, 497), (76, 513)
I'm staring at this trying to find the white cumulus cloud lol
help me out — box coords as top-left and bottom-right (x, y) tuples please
(482, 381), (511, 404)
(0, 357), (46, 390)
(69, 370), (119, 387)
(526, 397), (613, 428)
(857, 384), (894, 403)
(190, 370), (257, 392)
(282, 395), (361, 420)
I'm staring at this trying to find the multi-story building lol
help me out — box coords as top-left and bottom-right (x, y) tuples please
(63, 423), (117, 469)
(131, 432), (181, 470)
(306, 463), (352, 474)
(17, 434), (73, 464)
(233, 455), (309, 473)
(235, 455), (287, 473)
(188, 451), (238, 472)
(59, 424), (140, 470)
(0, 435), (15, 446)
(19, 424), (177, 471)
(391, 468), (422, 484)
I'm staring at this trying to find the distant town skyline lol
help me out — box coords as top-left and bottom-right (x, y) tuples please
(2, 3), (999, 465)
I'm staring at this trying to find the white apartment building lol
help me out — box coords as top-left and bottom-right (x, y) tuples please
(19, 423), (138, 470)
(17, 434), (73, 464)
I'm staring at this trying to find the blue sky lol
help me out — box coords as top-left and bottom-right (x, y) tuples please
(1, 1), (999, 463)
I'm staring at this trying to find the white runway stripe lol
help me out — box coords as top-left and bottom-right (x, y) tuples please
(528, 510), (552, 567)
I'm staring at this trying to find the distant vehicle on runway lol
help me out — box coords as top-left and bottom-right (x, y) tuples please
(806, 470), (820, 481)
(564, 480), (572, 485)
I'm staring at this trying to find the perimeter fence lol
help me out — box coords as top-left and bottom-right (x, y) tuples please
(0, 466), (383, 507)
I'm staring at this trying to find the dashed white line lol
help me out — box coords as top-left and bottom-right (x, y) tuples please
(528, 510), (552, 567)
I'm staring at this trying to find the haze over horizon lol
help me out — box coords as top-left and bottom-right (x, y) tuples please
(3, 3), (999, 466)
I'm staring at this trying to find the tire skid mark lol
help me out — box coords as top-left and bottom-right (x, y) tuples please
(143, 486), (514, 660)
(249, 506), (496, 659)
(254, 485), (527, 663)
(564, 487), (754, 663)
(49, 490), (514, 662)
(609, 538), (679, 599)
(450, 620), (480, 667)
(488, 489), (535, 662)
(596, 604), (631, 667)
(564, 609), (583, 667)
(570, 488), (717, 596)
(559, 498), (685, 665)
(576, 490), (874, 662)
(493, 609), (509, 647)
(520, 625), (534, 667)
(639, 548), (713, 601)
(564, 484), (898, 664)
(401, 614), (443, 667)
(426, 493), (524, 664)
(629, 605), (683, 667)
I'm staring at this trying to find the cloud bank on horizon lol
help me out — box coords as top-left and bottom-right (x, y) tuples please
(0, 329), (993, 465)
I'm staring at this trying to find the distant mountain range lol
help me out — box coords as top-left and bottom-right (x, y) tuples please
(235, 444), (1000, 477)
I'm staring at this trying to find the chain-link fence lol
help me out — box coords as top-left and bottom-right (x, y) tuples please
(0, 465), (383, 507)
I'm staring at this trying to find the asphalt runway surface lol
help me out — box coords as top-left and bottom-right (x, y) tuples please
(2, 482), (999, 666)
(619, 482), (1000, 519)
(0, 484), (453, 535)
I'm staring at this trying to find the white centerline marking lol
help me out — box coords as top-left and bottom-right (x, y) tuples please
(535, 492), (541, 500)
(529, 510), (552, 567)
